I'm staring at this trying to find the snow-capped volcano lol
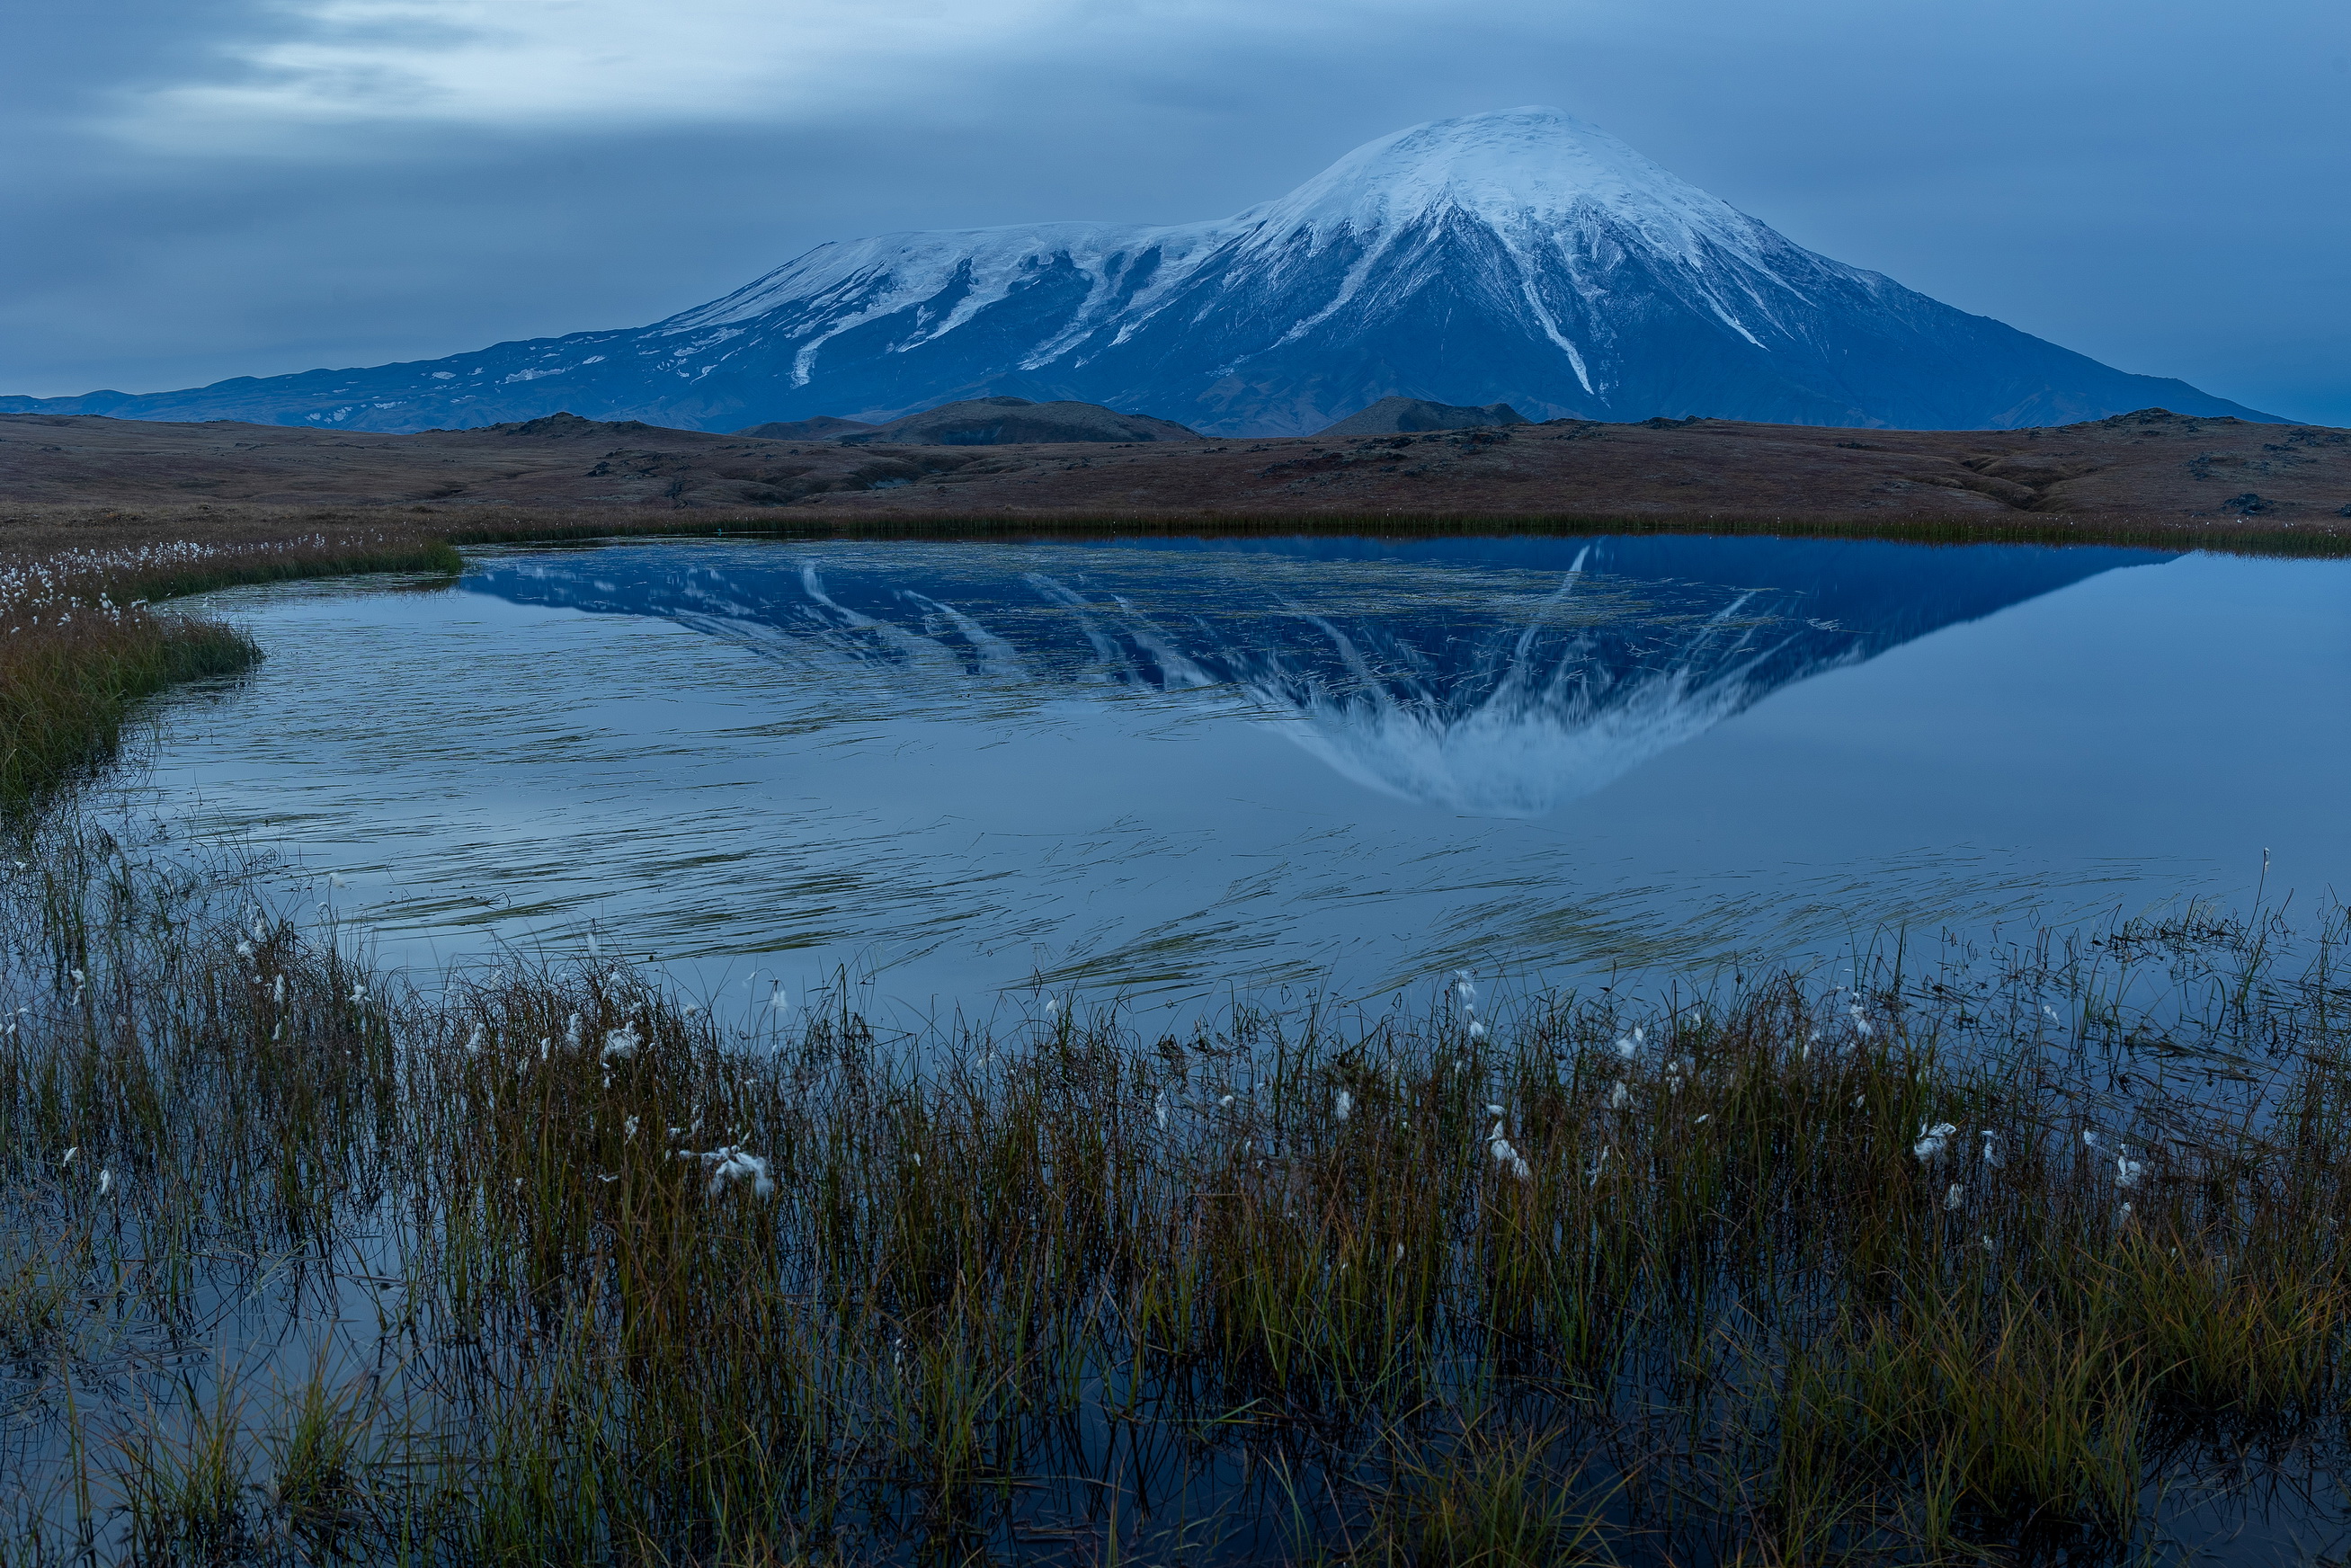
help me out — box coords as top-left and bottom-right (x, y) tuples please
(4, 108), (2275, 434)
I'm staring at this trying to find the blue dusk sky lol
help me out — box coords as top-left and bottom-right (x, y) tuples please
(4, 0), (2347, 422)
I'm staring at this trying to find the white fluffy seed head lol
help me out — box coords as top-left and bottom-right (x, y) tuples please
(1912, 1122), (1958, 1161)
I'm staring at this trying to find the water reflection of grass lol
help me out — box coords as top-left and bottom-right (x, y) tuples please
(4, 800), (2349, 1562)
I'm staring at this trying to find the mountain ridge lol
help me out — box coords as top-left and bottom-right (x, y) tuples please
(0, 108), (2279, 436)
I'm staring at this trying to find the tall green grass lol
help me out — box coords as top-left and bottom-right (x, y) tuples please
(0, 531), (461, 808)
(1, 806), (2346, 1562)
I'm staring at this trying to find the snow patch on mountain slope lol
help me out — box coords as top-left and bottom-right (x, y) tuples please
(664, 219), (1243, 385)
(658, 106), (1828, 390)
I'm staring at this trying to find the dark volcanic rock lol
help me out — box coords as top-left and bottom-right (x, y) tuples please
(838, 396), (1200, 446)
(1320, 397), (1528, 436)
(735, 416), (879, 439)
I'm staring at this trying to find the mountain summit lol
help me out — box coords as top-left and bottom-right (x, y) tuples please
(3, 107), (2275, 435)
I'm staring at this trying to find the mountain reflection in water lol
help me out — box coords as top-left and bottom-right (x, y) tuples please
(115, 534), (2351, 1010)
(465, 536), (2171, 817)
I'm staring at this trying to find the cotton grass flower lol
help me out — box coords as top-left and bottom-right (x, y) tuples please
(97, 1168), (114, 1198)
(1486, 1120), (1532, 1181)
(601, 1025), (640, 1062)
(1945, 1183), (1964, 1211)
(1608, 1081), (1632, 1110)
(1913, 1122), (1958, 1160)
(2115, 1154), (2145, 1189)
(1334, 1090), (1351, 1122)
(697, 1145), (776, 1198)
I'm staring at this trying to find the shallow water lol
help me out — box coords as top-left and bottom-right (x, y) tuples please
(114, 533), (2351, 1019)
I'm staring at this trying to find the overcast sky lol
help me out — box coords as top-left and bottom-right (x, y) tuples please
(5, 0), (2347, 422)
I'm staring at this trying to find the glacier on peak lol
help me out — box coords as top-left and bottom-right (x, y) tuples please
(0, 107), (2277, 434)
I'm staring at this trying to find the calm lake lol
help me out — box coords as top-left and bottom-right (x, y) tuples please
(118, 532), (2351, 1019)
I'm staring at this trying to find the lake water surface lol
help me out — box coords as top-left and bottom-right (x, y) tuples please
(118, 533), (2351, 1019)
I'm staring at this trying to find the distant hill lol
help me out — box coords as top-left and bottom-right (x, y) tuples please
(836, 397), (1198, 445)
(1322, 397), (1528, 436)
(0, 109), (2281, 436)
(735, 415), (877, 439)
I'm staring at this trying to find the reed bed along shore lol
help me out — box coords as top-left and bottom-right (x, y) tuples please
(0, 529), (460, 809)
(4, 802), (2351, 1565)
(8, 498), (2350, 566)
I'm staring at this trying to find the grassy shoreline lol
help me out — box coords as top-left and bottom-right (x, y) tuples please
(3, 811), (2347, 1563)
(0, 530), (462, 809)
(8, 497), (2351, 563)
(3, 508), (2350, 1561)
